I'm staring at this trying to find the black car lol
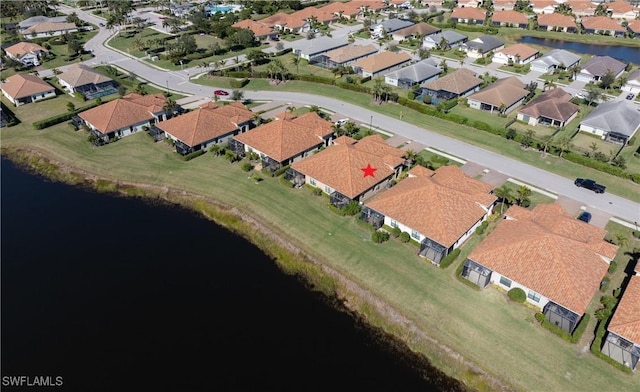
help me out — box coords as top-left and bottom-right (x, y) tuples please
(577, 211), (592, 224)
(574, 178), (606, 194)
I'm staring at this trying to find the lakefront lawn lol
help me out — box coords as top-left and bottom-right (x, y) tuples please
(2, 120), (640, 391)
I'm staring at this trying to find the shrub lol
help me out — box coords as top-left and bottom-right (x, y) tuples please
(251, 173), (262, 182)
(569, 313), (590, 343)
(372, 230), (390, 243)
(312, 187), (323, 196)
(608, 261), (618, 274)
(535, 312), (546, 323)
(600, 276), (611, 292)
(229, 78), (249, 88)
(633, 230), (640, 238)
(439, 99), (458, 111)
(481, 221), (488, 229)
(399, 232), (410, 243)
(475, 226), (484, 235)
(273, 165), (289, 177)
(439, 248), (460, 269)
(241, 162), (253, 172)
(343, 201), (362, 216)
(180, 149), (205, 161)
(391, 227), (401, 238)
(407, 91), (415, 100)
(508, 288), (526, 303)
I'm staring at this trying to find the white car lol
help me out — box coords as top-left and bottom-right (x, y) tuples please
(575, 92), (586, 99)
(335, 118), (349, 126)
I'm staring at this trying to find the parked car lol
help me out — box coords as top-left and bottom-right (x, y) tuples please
(575, 92), (586, 99)
(214, 90), (229, 96)
(574, 178), (606, 194)
(99, 22), (105, 27)
(626, 93), (635, 100)
(577, 211), (592, 224)
(335, 118), (349, 126)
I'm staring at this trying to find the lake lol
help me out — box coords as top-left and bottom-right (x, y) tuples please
(518, 36), (640, 65)
(0, 158), (466, 391)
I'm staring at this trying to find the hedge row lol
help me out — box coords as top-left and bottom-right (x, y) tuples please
(229, 78), (250, 88)
(591, 320), (633, 373)
(439, 248), (460, 269)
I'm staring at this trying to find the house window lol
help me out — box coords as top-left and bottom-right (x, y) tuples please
(499, 276), (512, 288)
(248, 147), (253, 153)
(411, 230), (420, 240)
(527, 290), (541, 303)
(310, 178), (316, 186)
(390, 220), (398, 228)
(325, 186), (331, 193)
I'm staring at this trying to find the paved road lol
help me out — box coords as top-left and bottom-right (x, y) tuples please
(55, 5), (640, 223)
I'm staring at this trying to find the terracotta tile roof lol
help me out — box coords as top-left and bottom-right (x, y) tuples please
(23, 21), (76, 34)
(57, 64), (113, 88)
(469, 76), (529, 108)
(628, 19), (640, 33)
(211, 101), (255, 124)
(333, 135), (357, 145)
(608, 275), (640, 344)
(393, 22), (441, 37)
(581, 16), (625, 31)
(423, 68), (482, 94)
(0, 73), (54, 99)
(156, 104), (252, 147)
(200, 101), (219, 110)
(291, 135), (405, 198)
(318, 1), (362, 16)
(232, 19), (274, 37)
(273, 111), (297, 120)
(359, 0), (387, 11)
(493, 0), (518, 9)
(518, 88), (578, 122)
(4, 42), (48, 57)
(607, 0), (637, 13)
(351, 51), (411, 73)
(468, 204), (616, 314)
(531, 0), (559, 10)
(290, 5), (338, 23)
(324, 44), (378, 64)
(78, 93), (167, 134)
(497, 43), (539, 60)
(566, 0), (597, 13)
(451, 7), (487, 20)
(537, 13), (576, 28)
(366, 165), (495, 247)
(234, 112), (332, 162)
(261, 12), (306, 30)
(408, 165), (434, 177)
(491, 10), (529, 25)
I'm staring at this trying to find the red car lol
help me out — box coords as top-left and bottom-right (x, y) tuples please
(214, 90), (229, 96)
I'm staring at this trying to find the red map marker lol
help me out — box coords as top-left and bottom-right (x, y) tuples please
(361, 163), (377, 178)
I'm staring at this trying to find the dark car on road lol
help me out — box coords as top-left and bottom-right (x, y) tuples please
(627, 93), (635, 100)
(577, 211), (592, 224)
(574, 178), (605, 194)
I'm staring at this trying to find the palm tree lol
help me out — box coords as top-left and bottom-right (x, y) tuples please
(163, 98), (178, 118)
(614, 233), (629, 248)
(372, 78), (385, 103)
(540, 134), (553, 157)
(588, 142), (599, 157)
(403, 149), (418, 165)
(556, 136), (572, 159)
(516, 185), (532, 207)
(231, 89), (244, 102)
(493, 184), (514, 214)
(291, 54), (301, 75)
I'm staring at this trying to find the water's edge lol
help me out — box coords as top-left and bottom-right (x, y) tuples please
(1, 147), (511, 391)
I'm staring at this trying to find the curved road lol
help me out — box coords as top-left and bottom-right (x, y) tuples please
(57, 5), (640, 223)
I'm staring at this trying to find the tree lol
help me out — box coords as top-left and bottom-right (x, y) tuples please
(439, 59), (448, 74)
(494, 184), (514, 214)
(540, 134), (553, 156)
(614, 233), (629, 248)
(599, 71), (616, 90)
(437, 36), (449, 51)
(521, 129), (535, 148)
(585, 85), (601, 106)
(68, 39), (83, 56)
(67, 102), (76, 112)
(556, 136), (572, 159)
(291, 54), (301, 75)
(417, 48), (430, 59)
(588, 142), (599, 157)
(231, 89), (244, 102)
(516, 185), (532, 207)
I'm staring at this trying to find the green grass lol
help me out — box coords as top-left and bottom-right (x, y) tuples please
(107, 28), (173, 59)
(500, 180), (557, 208)
(417, 149), (463, 167)
(572, 133), (618, 156)
(4, 123), (639, 390)
(448, 104), (513, 130)
(510, 120), (558, 138)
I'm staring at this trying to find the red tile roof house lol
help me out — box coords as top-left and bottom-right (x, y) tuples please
(450, 7), (487, 25)
(537, 13), (577, 33)
(516, 88), (579, 127)
(0, 73), (56, 106)
(462, 203), (618, 334)
(230, 112), (334, 172)
(581, 16), (627, 37)
(628, 19), (640, 37)
(317, 0), (366, 20)
(4, 42), (49, 67)
(155, 102), (254, 156)
(492, 43), (539, 65)
(467, 77), (530, 115)
(493, 0), (519, 11)
(565, 0), (597, 17)
(531, 0), (558, 15)
(76, 93), (172, 145)
(260, 12), (308, 33)
(287, 135), (407, 209)
(363, 165), (496, 265)
(231, 19), (278, 41)
(602, 274), (640, 371)
(607, 0), (640, 20)
(351, 51), (412, 78)
(491, 10), (530, 29)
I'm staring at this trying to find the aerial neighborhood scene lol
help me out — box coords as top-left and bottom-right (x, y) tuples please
(2, 0), (640, 390)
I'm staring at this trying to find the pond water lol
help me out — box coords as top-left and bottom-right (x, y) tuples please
(518, 36), (640, 65)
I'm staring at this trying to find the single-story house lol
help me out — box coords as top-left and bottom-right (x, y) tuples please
(566, 0), (598, 17)
(423, 30), (468, 50)
(363, 165), (496, 265)
(421, 68), (483, 104)
(156, 102), (254, 156)
(18, 15), (68, 31)
(607, 0), (640, 20)
(0, 73), (56, 106)
(260, 12), (309, 33)
(530, 49), (581, 73)
(230, 112), (334, 172)
(576, 55), (627, 83)
(622, 68), (640, 94)
(602, 274), (640, 371)
(313, 44), (378, 69)
(287, 135), (407, 208)
(492, 43), (539, 65)
(491, 10), (529, 29)
(517, 88), (579, 128)
(531, 0), (558, 14)
(384, 59), (441, 89)
(292, 36), (349, 61)
(351, 51), (412, 78)
(581, 16), (626, 37)
(371, 18), (415, 37)
(57, 64), (118, 99)
(462, 203), (618, 334)
(578, 100), (640, 144)
(4, 42), (49, 67)
(627, 19), (640, 37)
(493, 0), (518, 11)
(317, 0), (363, 20)
(391, 22), (440, 41)
(460, 35), (505, 59)
(22, 21), (78, 38)
(231, 19), (278, 41)
(76, 93), (172, 143)
(457, 0), (482, 7)
(450, 7), (487, 25)
(537, 13), (577, 33)
(289, 4), (339, 26)
(467, 77), (530, 115)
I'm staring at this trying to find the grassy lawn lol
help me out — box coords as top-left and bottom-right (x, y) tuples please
(554, 103), (594, 141)
(417, 149), (464, 167)
(500, 180), (557, 208)
(618, 144), (640, 175)
(108, 28), (173, 58)
(497, 64), (531, 75)
(572, 132), (618, 156)
(448, 104), (512, 130)
(3, 121), (639, 390)
(190, 77), (640, 201)
(510, 120), (558, 138)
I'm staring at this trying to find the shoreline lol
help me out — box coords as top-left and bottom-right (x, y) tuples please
(2, 147), (510, 391)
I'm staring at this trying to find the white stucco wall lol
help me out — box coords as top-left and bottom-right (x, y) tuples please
(622, 81), (640, 94)
(579, 123), (607, 139)
(489, 271), (550, 311)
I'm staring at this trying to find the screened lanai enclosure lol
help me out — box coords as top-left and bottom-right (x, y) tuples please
(147, 126), (165, 143)
(543, 302), (580, 334)
(228, 138), (245, 157)
(359, 207), (384, 229)
(330, 191), (352, 209)
(285, 168), (305, 188)
(461, 259), (492, 287)
(602, 333), (640, 371)
(419, 238), (448, 265)
(261, 155), (281, 172)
